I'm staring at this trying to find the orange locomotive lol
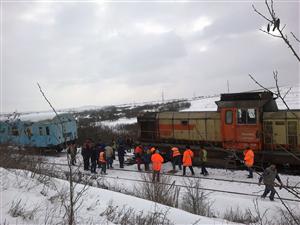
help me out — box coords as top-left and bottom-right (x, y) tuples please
(137, 91), (300, 171)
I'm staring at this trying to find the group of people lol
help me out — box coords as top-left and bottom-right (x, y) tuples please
(76, 138), (127, 175)
(134, 145), (209, 182)
(67, 140), (283, 201)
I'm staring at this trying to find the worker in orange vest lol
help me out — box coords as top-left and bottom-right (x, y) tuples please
(151, 150), (164, 182)
(98, 150), (107, 175)
(171, 146), (182, 171)
(243, 146), (254, 178)
(182, 146), (195, 176)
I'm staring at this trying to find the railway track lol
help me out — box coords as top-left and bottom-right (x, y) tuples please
(36, 165), (300, 203)
(41, 161), (300, 190)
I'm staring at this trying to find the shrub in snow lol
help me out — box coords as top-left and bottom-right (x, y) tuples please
(276, 209), (300, 225)
(8, 199), (39, 220)
(100, 200), (173, 225)
(134, 173), (180, 207)
(223, 207), (258, 224)
(181, 178), (214, 217)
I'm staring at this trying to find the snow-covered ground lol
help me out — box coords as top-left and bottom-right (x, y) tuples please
(34, 152), (300, 224)
(1, 166), (243, 225)
(95, 117), (137, 127)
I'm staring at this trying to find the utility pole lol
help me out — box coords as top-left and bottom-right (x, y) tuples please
(227, 80), (230, 93)
(162, 90), (165, 103)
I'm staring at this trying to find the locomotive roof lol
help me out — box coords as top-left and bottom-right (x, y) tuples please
(219, 91), (274, 101)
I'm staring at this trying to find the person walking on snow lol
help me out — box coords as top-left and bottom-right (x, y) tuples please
(105, 145), (114, 169)
(182, 146), (195, 176)
(243, 146), (254, 178)
(200, 146), (208, 176)
(82, 138), (93, 171)
(98, 150), (107, 175)
(259, 164), (283, 201)
(117, 144), (126, 168)
(142, 147), (151, 171)
(151, 150), (164, 182)
(134, 144), (143, 171)
(90, 144), (99, 174)
(171, 146), (182, 171)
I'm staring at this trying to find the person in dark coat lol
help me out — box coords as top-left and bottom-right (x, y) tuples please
(259, 164), (283, 201)
(117, 144), (126, 168)
(142, 148), (151, 171)
(82, 138), (93, 171)
(90, 144), (99, 173)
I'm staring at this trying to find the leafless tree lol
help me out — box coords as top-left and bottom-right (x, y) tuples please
(253, 0), (300, 62)
(37, 83), (89, 225)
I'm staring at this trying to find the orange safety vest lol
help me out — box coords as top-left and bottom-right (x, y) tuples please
(99, 152), (106, 163)
(182, 149), (194, 166)
(151, 153), (164, 171)
(244, 149), (254, 167)
(171, 147), (181, 157)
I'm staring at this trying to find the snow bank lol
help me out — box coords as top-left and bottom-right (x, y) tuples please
(0, 167), (240, 225)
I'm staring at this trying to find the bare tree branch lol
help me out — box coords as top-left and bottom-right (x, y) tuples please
(248, 74), (276, 96)
(283, 87), (292, 99)
(253, 0), (300, 62)
(252, 4), (272, 23)
(259, 29), (282, 38)
(291, 32), (300, 43)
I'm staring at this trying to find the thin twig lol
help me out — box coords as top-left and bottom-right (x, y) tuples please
(259, 29), (282, 38)
(252, 4), (272, 23)
(248, 74), (276, 96)
(291, 32), (300, 43)
(283, 87), (292, 99)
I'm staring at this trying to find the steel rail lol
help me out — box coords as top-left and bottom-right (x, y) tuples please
(37, 166), (300, 203)
(40, 161), (300, 190)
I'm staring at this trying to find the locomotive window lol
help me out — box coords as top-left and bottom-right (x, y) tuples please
(181, 120), (188, 126)
(225, 110), (233, 124)
(237, 108), (257, 124)
(247, 109), (256, 124)
(237, 109), (247, 124)
(46, 127), (50, 135)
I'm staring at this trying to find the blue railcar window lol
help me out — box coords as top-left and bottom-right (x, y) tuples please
(46, 127), (50, 135)
(39, 127), (44, 136)
(12, 127), (19, 136)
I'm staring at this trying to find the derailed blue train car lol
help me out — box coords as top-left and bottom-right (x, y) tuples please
(0, 113), (77, 150)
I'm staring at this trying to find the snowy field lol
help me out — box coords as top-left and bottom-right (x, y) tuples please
(1, 165), (243, 225)
(1, 151), (295, 224)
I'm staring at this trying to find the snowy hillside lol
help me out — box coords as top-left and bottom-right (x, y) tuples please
(184, 85), (300, 112)
(0, 167), (241, 225)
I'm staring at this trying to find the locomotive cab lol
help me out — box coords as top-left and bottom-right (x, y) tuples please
(216, 92), (277, 151)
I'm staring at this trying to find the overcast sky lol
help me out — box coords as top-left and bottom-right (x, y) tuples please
(1, 0), (299, 113)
